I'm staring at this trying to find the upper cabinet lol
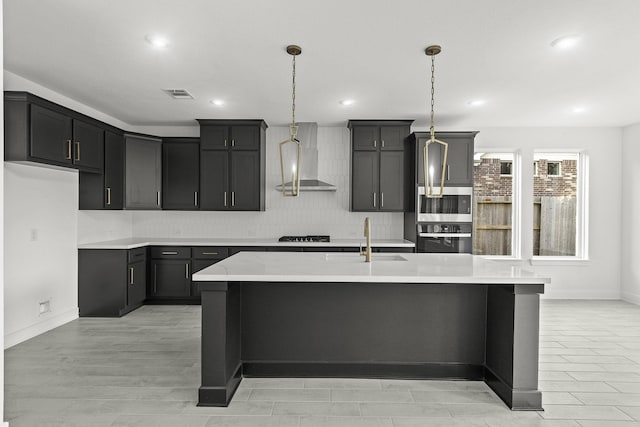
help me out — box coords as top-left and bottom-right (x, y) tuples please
(197, 120), (267, 211)
(411, 131), (477, 187)
(5, 92), (104, 173)
(162, 138), (200, 210)
(348, 120), (413, 212)
(125, 134), (162, 210)
(79, 130), (125, 210)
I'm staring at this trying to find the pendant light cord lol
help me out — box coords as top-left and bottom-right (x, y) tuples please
(430, 53), (436, 141)
(291, 54), (297, 138)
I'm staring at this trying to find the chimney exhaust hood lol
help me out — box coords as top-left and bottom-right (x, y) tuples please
(276, 122), (337, 192)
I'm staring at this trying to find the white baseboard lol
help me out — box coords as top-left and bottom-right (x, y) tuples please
(622, 291), (640, 305)
(4, 308), (79, 349)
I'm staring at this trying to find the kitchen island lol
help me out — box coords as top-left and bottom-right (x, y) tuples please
(192, 252), (548, 410)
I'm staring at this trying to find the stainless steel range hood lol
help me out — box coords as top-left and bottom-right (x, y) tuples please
(276, 122), (337, 192)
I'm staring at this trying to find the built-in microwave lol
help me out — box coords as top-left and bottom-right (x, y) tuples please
(417, 186), (473, 223)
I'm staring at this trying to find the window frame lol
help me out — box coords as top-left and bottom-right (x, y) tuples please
(547, 161), (561, 177)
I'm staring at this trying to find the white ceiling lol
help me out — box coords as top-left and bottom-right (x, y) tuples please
(4, 0), (640, 128)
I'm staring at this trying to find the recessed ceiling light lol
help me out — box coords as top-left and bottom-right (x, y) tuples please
(210, 99), (225, 106)
(339, 99), (355, 106)
(572, 106), (587, 113)
(466, 99), (486, 107)
(550, 35), (580, 49)
(145, 34), (169, 49)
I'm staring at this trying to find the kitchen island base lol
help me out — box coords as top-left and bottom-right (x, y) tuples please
(198, 280), (543, 410)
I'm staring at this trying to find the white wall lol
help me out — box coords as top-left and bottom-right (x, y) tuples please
(130, 126), (403, 240)
(3, 163), (79, 348)
(621, 123), (640, 304)
(468, 126), (623, 299)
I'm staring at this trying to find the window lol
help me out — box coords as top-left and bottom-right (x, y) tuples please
(500, 161), (512, 175)
(533, 152), (585, 258)
(547, 161), (561, 176)
(473, 153), (516, 256)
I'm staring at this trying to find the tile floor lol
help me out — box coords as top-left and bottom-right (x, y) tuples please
(4, 300), (640, 426)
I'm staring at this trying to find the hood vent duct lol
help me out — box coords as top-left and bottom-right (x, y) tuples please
(276, 122), (337, 192)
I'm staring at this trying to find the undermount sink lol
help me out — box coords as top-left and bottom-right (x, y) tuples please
(324, 254), (408, 263)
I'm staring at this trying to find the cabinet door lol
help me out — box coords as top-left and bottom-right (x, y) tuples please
(380, 126), (407, 151)
(72, 119), (104, 171)
(200, 150), (229, 210)
(200, 125), (229, 150)
(150, 260), (191, 297)
(230, 125), (260, 150)
(30, 104), (73, 164)
(445, 138), (474, 186)
(162, 140), (200, 209)
(352, 126), (379, 150)
(379, 151), (405, 211)
(351, 151), (379, 211)
(230, 150), (260, 210)
(104, 131), (124, 209)
(127, 260), (147, 308)
(125, 136), (162, 209)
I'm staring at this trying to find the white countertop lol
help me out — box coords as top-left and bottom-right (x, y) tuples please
(192, 252), (550, 285)
(78, 237), (415, 250)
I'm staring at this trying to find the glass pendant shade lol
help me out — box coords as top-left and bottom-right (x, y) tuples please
(279, 125), (301, 196)
(423, 136), (448, 198)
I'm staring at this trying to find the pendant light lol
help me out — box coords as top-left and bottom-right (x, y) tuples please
(423, 45), (448, 198)
(279, 45), (302, 197)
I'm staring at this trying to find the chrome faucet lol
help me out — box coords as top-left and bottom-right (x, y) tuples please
(360, 217), (372, 262)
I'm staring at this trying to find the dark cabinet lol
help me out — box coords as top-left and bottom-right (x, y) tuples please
(198, 119), (267, 211)
(125, 134), (162, 209)
(149, 247), (192, 299)
(191, 247), (229, 297)
(348, 120), (412, 212)
(5, 92), (104, 173)
(79, 130), (124, 210)
(162, 138), (200, 210)
(413, 132), (477, 187)
(78, 247), (146, 317)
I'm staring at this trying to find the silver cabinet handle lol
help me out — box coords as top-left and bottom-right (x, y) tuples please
(154, 265), (157, 294)
(231, 191), (235, 207)
(382, 140), (385, 148)
(157, 191), (161, 206)
(224, 191), (227, 207)
(106, 187), (111, 205)
(75, 141), (80, 161)
(224, 139), (227, 147)
(129, 267), (134, 285)
(202, 252), (219, 255)
(447, 165), (450, 180)
(373, 192), (376, 208)
(231, 139), (235, 147)
(373, 140), (377, 148)
(66, 140), (72, 160)
(381, 192), (384, 208)
(194, 191), (198, 207)
(161, 251), (178, 255)
(185, 263), (190, 279)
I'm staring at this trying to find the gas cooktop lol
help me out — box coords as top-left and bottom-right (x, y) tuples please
(278, 235), (331, 243)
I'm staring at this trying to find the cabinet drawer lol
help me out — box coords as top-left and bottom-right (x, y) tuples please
(192, 247), (229, 259)
(150, 246), (191, 259)
(128, 247), (147, 263)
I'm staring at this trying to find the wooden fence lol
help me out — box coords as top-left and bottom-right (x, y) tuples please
(473, 196), (576, 256)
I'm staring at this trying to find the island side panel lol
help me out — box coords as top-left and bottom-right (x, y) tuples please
(485, 284), (543, 410)
(241, 282), (487, 378)
(198, 282), (242, 407)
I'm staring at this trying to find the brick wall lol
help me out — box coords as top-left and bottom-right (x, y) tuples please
(473, 158), (577, 197)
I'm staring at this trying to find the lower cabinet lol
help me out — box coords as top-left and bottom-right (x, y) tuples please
(78, 247), (146, 317)
(148, 247), (192, 301)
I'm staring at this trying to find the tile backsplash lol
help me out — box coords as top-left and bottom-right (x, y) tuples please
(79, 126), (404, 242)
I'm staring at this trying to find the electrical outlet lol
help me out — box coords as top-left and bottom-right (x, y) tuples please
(39, 300), (51, 315)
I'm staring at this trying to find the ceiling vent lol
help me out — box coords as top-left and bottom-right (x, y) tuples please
(162, 89), (194, 100)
